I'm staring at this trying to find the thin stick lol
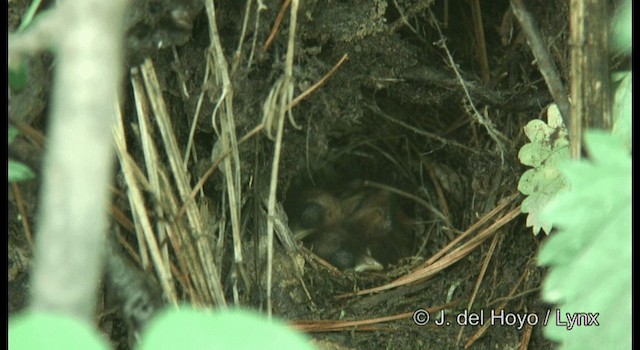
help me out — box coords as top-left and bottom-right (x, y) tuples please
(231, 0), (253, 72)
(339, 201), (520, 297)
(10, 183), (33, 247)
(427, 8), (507, 157)
(463, 262), (529, 348)
(456, 231), (501, 343)
(287, 54), (349, 110)
(292, 300), (457, 332)
(509, 0), (571, 130)
(470, 0), (490, 83)
(365, 103), (480, 154)
(176, 124), (265, 221)
(262, 0), (291, 52)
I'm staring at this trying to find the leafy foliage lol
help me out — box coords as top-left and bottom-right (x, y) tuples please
(139, 307), (312, 350)
(8, 127), (35, 183)
(518, 104), (570, 235)
(9, 59), (28, 92)
(10, 308), (313, 350)
(611, 0), (631, 54)
(611, 71), (631, 148)
(9, 159), (36, 182)
(538, 131), (631, 349)
(9, 312), (109, 350)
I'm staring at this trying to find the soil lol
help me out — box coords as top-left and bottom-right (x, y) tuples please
(8, 0), (575, 348)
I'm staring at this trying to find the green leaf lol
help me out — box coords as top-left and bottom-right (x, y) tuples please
(9, 159), (36, 182)
(611, 72), (631, 148)
(17, 0), (44, 32)
(139, 307), (313, 350)
(517, 104), (570, 235)
(538, 131), (631, 350)
(9, 126), (20, 144)
(9, 59), (28, 92)
(9, 312), (109, 350)
(611, 0), (631, 54)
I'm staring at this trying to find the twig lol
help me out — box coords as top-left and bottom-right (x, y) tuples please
(262, 0), (291, 52)
(176, 124), (265, 221)
(10, 183), (33, 247)
(469, 0), (490, 83)
(364, 102), (480, 154)
(231, 0), (254, 72)
(292, 300), (457, 332)
(463, 261), (529, 348)
(509, 0), (571, 130)
(427, 8), (508, 158)
(340, 195), (520, 297)
(287, 54), (348, 109)
(455, 231), (501, 344)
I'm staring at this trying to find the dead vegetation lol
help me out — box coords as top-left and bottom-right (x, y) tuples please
(8, 0), (581, 348)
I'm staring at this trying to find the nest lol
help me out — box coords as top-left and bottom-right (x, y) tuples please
(8, 0), (576, 348)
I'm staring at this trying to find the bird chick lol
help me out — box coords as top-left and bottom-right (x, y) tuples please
(289, 188), (383, 272)
(303, 225), (383, 272)
(340, 188), (414, 267)
(289, 188), (342, 235)
(288, 185), (415, 271)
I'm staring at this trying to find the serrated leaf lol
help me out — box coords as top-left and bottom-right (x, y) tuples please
(521, 194), (551, 235)
(518, 104), (570, 235)
(538, 131), (631, 350)
(586, 131), (630, 167)
(546, 104), (565, 130)
(518, 142), (551, 168)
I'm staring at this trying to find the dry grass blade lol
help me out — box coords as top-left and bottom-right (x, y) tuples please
(263, 0), (300, 318)
(113, 98), (178, 306)
(131, 68), (209, 305)
(393, 206), (520, 285)
(205, 0), (243, 285)
(131, 67), (171, 277)
(138, 59), (226, 306)
(8, 120), (46, 148)
(455, 231), (502, 344)
(463, 261), (529, 348)
(292, 300), (456, 332)
(339, 195), (520, 297)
